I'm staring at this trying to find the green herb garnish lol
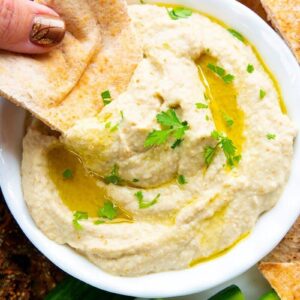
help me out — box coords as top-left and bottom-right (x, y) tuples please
(266, 133), (276, 140)
(204, 131), (241, 168)
(104, 165), (122, 185)
(260, 89), (266, 99)
(177, 175), (187, 185)
(101, 90), (112, 106)
(196, 102), (208, 109)
(205, 115), (209, 121)
(144, 109), (189, 148)
(167, 7), (192, 20)
(207, 63), (235, 84)
(134, 191), (160, 209)
(132, 178), (139, 182)
(247, 64), (254, 73)
(72, 211), (88, 230)
(171, 138), (183, 149)
(223, 112), (234, 127)
(63, 169), (73, 179)
(98, 201), (117, 220)
(227, 28), (245, 42)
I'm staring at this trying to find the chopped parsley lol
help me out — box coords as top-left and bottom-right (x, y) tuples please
(140, 0), (145, 3)
(132, 178), (139, 182)
(223, 112), (234, 127)
(101, 90), (112, 106)
(167, 7), (192, 20)
(177, 175), (187, 185)
(227, 28), (245, 42)
(196, 102), (208, 109)
(134, 191), (160, 209)
(207, 63), (235, 84)
(204, 131), (241, 168)
(247, 64), (254, 73)
(204, 145), (217, 167)
(205, 115), (209, 121)
(63, 168), (73, 179)
(144, 109), (189, 148)
(260, 89), (266, 99)
(120, 110), (124, 120)
(98, 201), (118, 220)
(72, 211), (88, 230)
(104, 165), (122, 185)
(266, 133), (276, 140)
(171, 138), (183, 149)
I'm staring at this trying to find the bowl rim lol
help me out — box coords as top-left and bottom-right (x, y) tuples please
(0, 0), (300, 297)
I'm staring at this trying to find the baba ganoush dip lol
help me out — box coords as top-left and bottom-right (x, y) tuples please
(22, 4), (296, 276)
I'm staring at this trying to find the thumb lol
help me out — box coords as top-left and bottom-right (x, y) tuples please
(0, 0), (65, 54)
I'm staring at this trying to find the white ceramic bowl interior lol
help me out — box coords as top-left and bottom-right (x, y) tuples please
(0, 0), (299, 298)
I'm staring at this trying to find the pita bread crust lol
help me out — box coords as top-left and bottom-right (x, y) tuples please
(259, 262), (300, 300)
(263, 217), (300, 262)
(260, 0), (300, 62)
(259, 217), (300, 299)
(0, 0), (142, 132)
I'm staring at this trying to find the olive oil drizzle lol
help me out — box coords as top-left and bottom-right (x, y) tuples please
(47, 145), (132, 222)
(197, 54), (245, 153)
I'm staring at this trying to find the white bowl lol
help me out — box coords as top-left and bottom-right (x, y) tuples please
(0, 0), (299, 298)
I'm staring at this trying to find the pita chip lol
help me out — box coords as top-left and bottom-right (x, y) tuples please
(0, 0), (142, 132)
(260, 0), (300, 62)
(259, 217), (300, 299)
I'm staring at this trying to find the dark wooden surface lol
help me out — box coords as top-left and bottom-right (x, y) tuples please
(0, 1), (273, 299)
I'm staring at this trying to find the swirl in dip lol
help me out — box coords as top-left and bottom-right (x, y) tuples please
(22, 4), (296, 276)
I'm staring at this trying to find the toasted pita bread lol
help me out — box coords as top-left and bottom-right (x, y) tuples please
(0, 0), (142, 132)
(259, 217), (300, 299)
(260, 0), (300, 62)
(259, 262), (300, 300)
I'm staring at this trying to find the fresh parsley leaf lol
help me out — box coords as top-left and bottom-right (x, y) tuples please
(223, 113), (234, 127)
(101, 90), (112, 106)
(227, 28), (245, 42)
(266, 133), (276, 140)
(104, 165), (122, 185)
(209, 131), (241, 168)
(207, 63), (225, 77)
(171, 139), (183, 149)
(167, 7), (192, 20)
(222, 74), (235, 84)
(135, 191), (160, 209)
(204, 145), (217, 167)
(63, 169), (73, 179)
(177, 175), (187, 185)
(144, 129), (171, 147)
(207, 64), (234, 84)
(247, 64), (254, 73)
(260, 89), (266, 99)
(98, 201), (118, 220)
(144, 109), (189, 148)
(72, 211), (88, 230)
(196, 102), (208, 109)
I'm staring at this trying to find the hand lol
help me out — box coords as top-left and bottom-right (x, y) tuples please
(0, 0), (65, 54)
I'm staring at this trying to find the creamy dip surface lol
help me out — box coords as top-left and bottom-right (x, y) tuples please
(22, 4), (296, 276)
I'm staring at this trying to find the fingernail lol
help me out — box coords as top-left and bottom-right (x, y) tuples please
(30, 15), (66, 47)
